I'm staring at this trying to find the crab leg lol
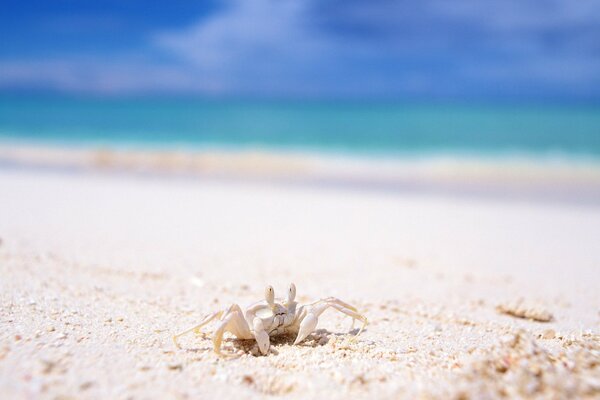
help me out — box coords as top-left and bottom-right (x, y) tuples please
(319, 297), (361, 329)
(173, 303), (254, 354)
(304, 297), (359, 312)
(294, 298), (368, 345)
(212, 304), (254, 356)
(173, 310), (223, 348)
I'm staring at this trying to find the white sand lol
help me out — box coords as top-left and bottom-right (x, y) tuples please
(1, 167), (599, 399)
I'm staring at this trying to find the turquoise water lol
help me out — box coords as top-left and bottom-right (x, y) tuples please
(1, 96), (599, 158)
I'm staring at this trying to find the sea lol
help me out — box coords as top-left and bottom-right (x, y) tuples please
(1, 95), (599, 161)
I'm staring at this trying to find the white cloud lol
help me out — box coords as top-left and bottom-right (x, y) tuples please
(156, 0), (312, 67)
(0, 59), (222, 94)
(0, 0), (598, 98)
(432, 0), (600, 31)
(153, 0), (340, 94)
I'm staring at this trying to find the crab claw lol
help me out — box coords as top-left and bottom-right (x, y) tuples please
(256, 330), (269, 354)
(294, 312), (318, 345)
(253, 318), (270, 355)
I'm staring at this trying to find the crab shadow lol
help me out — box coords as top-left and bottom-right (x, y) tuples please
(182, 327), (365, 357)
(229, 327), (365, 356)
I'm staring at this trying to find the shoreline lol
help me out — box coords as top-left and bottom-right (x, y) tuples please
(1, 142), (600, 205)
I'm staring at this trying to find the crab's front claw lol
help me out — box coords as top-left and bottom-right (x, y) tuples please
(294, 312), (318, 345)
(256, 330), (270, 354)
(253, 318), (270, 355)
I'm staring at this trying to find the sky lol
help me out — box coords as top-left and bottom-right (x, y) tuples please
(1, 0), (599, 101)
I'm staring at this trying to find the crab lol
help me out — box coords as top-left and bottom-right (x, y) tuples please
(173, 283), (368, 356)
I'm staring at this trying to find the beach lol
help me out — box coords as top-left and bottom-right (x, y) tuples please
(1, 149), (599, 399)
(3, 1), (600, 397)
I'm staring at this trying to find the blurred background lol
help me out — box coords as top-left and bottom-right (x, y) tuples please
(0, 0), (599, 200)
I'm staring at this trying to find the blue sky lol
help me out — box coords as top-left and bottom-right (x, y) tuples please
(1, 0), (599, 100)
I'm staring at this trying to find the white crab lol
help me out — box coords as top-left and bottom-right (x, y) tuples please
(173, 283), (368, 356)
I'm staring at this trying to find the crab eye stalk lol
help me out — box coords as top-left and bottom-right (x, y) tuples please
(288, 283), (296, 302)
(265, 285), (275, 306)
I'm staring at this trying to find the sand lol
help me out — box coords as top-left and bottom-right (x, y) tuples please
(2, 144), (600, 205)
(1, 163), (599, 399)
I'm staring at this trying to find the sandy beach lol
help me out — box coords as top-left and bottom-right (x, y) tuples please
(1, 153), (600, 399)
(3, 0), (599, 396)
